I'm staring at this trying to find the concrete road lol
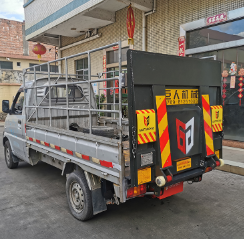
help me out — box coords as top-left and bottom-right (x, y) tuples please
(0, 127), (244, 239)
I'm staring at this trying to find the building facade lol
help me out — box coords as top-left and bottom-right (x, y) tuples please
(24, 0), (244, 141)
(0, 18), (56, 112)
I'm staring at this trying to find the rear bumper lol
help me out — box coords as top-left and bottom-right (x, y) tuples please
(165, 168), (204, 187)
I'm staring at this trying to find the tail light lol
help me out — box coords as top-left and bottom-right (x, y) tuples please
(166, 175), (173, 182)
(127, 184), (147, 198)
(205, 167), (212, 173)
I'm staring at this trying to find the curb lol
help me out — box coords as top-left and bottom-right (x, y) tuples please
(217, 159), (244, 176)
(223, 139), (244, 149)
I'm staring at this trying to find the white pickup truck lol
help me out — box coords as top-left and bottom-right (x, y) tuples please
(2, 42), (224, 221)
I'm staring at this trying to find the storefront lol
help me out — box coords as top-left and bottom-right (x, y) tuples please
(181, 7), (244, 141)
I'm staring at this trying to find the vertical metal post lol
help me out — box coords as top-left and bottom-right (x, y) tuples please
(113, 72), (116, 119)
(88, 52), (92, 134)
(118, 41), (125, 202)
(65, 58), (69, 130)
(48, 63), (52, 127)
(98, 87), (100, 117)
(34, 67), (38, 124)
(23, 70), (26, 127)
(118, 41), (122, 128)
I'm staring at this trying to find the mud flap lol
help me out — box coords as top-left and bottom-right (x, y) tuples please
(91, 189), (107, 215)
(84, 171), (107, 215)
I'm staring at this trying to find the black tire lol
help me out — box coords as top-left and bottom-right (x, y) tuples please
(66, 169), (93, 221)
(4, 141), (19, 169)
(83, 126), (114, 138)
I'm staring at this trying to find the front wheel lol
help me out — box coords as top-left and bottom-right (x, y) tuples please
(4, 141), (19, 169)
(66, 169), (93, 221)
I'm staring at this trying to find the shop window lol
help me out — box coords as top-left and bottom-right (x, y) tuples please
(76, 58), (88, 80)
(186, 18), (244, 49)
(106, 47), (129, 64)
(190, 47), (244, 141)
(0, 61), (13, 70)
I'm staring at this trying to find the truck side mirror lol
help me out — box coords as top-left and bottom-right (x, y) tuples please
(2, 100), (10, 113)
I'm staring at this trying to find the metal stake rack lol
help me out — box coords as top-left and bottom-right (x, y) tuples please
(23, 41), (123, 133)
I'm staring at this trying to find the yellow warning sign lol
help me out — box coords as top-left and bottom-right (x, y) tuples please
(215, 150), (220, 159)
(138, 167), (151, 185)
(136, 109), (156, 144)
(165, 89), (199, 105)
(211, 105), (223, 132)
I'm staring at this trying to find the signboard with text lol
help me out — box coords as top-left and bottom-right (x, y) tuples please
(206, 12), (227, 25)
(178, 36), (185, 57)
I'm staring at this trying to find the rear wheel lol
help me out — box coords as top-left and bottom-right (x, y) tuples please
(4, 141), (19, 169)
(66, 169), (93, 221)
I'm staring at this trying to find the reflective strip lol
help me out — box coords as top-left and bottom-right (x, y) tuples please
(202, 95), (214, 156)
(82, 154), (89, 160)
(50, 144), (60, 150)
(156, 95), (172, 168)
(100, 160), (113, 168)
(61, 147), (73, 156)
(41, 141), (49, 146)
(26, 138), (118, 169)
(138, 132), (156, 144)
(66, 150), (73, 155)
(92, 157), (100, 164)
(136, 109), (155, 114)
(75, 152), (89, 160)
(75, 152), (82, 158)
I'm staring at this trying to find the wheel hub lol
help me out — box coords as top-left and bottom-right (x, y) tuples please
(6, 148), (10, 164)
(70, 182), (84, 213)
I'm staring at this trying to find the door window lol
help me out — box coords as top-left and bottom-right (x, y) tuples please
(12, 92), (24, 115)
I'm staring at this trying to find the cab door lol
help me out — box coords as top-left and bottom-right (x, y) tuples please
(5, 89), (27, 161)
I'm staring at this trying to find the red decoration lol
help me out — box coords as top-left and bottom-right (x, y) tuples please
(32, 43), (46, 61)
(126, 4), (135, 45)
(222, 70), (228, 105)
(238, 72), (244, 106)
(238, 68), (244, 76)
(206, 12), (227, 25)
(178, 36), (185, 57)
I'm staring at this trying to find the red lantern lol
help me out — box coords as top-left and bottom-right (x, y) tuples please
(126, 4), (135, 45)
(32, 43), (46, 61)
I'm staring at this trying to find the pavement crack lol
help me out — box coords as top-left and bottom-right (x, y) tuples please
(0, 203), (23, 213)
